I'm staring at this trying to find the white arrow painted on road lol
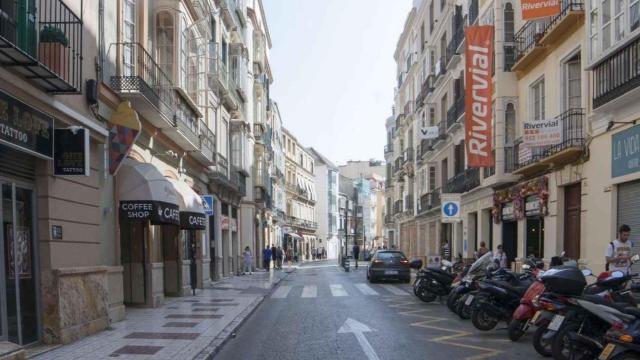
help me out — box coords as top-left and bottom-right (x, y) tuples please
(338, 318), (380, 360)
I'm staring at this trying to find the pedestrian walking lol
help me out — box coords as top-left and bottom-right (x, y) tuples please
(271, 244), (277, 269)
(243, 246), (253, 275)
(286, 248), (293, 268)
(322, 247), (327, 259)
(443, 240), (451, 261)
(262, 246), (272, 271)
(352, 243), (360, 269)
(494, 245), (508, 269)
(276, 246), (284, 269)
(606, 224), (634, 273)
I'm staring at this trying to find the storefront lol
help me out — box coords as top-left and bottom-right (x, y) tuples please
(525, 195), (544, 259)
(500, 202), (517, 267)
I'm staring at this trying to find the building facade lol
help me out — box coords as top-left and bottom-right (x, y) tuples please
(282, 128), (317, 260)
(308, 148), (340, 259)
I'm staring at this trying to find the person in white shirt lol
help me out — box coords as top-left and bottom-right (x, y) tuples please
(606, 224), (633, 273)
(494, 245), (508, 269)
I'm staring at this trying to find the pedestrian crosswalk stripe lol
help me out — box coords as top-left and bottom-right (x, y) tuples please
(330, 284), (348, 297)
(380, 284), (409, 296)
(271, 285), (292, 299)
(301, 285), (317, 298)
(355, 283), (379, 296)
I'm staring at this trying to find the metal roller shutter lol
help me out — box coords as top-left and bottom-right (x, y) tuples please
(617, 180), (640, 273)
(0, 145), (36, 181)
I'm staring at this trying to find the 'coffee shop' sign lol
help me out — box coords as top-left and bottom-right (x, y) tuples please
(0, 90), (53, 159)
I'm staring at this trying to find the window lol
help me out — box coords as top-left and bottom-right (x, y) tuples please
(429, 106), (436, 126)
(421, 22), (425, 52)
(441, 0), (446, 12)
(429, 166), (436, 190)
(632, 0), (640, 31)
(221, 39), (228, 65)
(564, 53), (582, 110)
(420, 168), (427, 194)
(601, 0), (624, 50)
(531, 78), (545, 120)
(504, 3), (514, 42)
(180, 18), (188, 88)
(123, 0), (136, 76)
(219, 119), (228, 158)
(590, 0), (599, 59)
(429, 1), (435, 32)
(210, 16), (217, 41)
(440, 93), (448, 124)
(505, 103), (516, 145)
(430, 50), (435, 74)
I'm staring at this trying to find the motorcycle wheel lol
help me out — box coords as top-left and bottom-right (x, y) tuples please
(447, 291), (460, 312)
(532, 323), (552, 357)
(551, 322), (595, 360)
(471, 307), (499, 331)
(507, 319), (526, 342)
(417, 288), (437, 303)
(455, 295), (473, 320)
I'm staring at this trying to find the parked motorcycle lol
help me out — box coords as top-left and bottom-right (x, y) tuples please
(598, 311), (640, 360)
(413, 259), (456, 303)
(446, 252), (495, 318)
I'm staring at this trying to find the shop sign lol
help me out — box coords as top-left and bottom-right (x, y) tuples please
(54, 127), (90, 176)
(0, 89), (53, 159)
(465, 25), (494, 168)
(523, 118), (562, 147)
(119, 200), (180, 225)
(419, 126), (439, 139)
(201, 195), (215, 216)
(525, 195), (541, 216)
(521, 0), (561, 20)
(441, 193), (462, 223)
(180, 212), (207, 230)
(612, 125), (640, 178)
(502, 202), (515, 221)
(518, 144), (533, 164)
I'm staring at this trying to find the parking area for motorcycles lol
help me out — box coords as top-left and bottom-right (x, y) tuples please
(382, 295), (544, 359)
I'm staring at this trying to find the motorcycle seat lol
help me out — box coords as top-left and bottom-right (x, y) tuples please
(622, 307), (640, 318)
(580, 294), (637, 314)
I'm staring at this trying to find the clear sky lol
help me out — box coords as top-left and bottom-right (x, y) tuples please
(263, 0), (413, 166)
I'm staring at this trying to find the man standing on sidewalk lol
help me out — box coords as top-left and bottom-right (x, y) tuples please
(271, 244), (277, 269)
(353, 243), (361, 269)
(262, 246), (272, 271)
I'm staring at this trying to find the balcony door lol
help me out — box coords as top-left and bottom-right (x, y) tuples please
(16, 0), (37, 57)
(123, 0), (136, 77)
(564, 53), (581, 111)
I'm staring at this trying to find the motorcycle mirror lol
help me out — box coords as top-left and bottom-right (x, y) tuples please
(612, 270), (625, 278)
(632, 254), (640, 262)
(522, 264), (531, 270)
(441, 260), (452, 267)
(560, 251), (566, 257)
(581, 269), (593, 277)
(441, 266), (447, 271)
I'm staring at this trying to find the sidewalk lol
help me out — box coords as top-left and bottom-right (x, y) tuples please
(31, 269), (293, 360)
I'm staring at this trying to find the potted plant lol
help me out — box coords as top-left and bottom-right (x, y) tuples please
(38, 26), (69, 79)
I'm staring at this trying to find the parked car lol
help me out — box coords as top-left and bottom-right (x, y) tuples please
(367, 250), (411, 283)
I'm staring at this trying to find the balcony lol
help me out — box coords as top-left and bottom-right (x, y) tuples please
(208, 48), (239, 111)
(384, 144), (394, 155)
(385, 213), (395, 225)
(109, 42), (176, 128)
(593, 36), (640, 109)
(253, 32), (266, 71)
(446, 95), (465, 129)
(0, 0), (83, 93)
(513, 108), (585, 176)
(165, 90), (201, 151)
(512, 0), (584, 73)
(416, 75), (436, 108)
(394, 156), (404, 176)
(504, 45), (516, 71)
(404, 195), (414, 215)
(418, 188), (441, 214)
(230, 165), (246, 196)
(395, 113), (404, 132)
(215, 0), (244, 29)
(284, 216), (318, 231)
(446, 26), (464, 67)
(393, 200), (403, 215)
(404, 100), (413, 117)
(435, 57), (447, 81)
(403, 147), (414, 164)
(210, 156), (244, 195)
(434, 120), (448, 146)
(444, 168), (481, 193)
(193, 120), (215, 165)
(254, 160), (270, 190)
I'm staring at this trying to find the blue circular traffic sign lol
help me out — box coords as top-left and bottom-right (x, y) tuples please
(442, 202), (459, 217)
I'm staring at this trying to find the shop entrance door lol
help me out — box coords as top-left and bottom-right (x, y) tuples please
(121, 221), (147, 305)
(502, 221), (518, 268)
(564, 183), (581, 259)
(0, 181), (39, 344)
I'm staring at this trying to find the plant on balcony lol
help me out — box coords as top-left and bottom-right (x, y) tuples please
(39, 26), (69, 79)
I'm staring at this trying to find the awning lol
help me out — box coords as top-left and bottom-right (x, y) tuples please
(117, 159), (180, 225)
(169, 179), (207, 230)
(286, 232), (302, 240)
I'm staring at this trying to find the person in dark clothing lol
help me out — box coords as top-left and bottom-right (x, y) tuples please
(262, 246), (272, 271)
(271, 245), (277, 269)
(352, 244), (361, 269)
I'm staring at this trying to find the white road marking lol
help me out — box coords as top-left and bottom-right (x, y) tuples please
(301, 285), (317, 298)
(355, 283), (379, 296)
(330, 284), (348, 297)
(338, 318), (380, 360)
(381, 284), (410, 296)
(271, 285), (292, 299)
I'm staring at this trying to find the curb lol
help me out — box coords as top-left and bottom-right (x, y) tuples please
(194, 269), (296, 360)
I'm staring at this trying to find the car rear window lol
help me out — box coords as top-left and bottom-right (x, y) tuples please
(375, 252), (405, 259)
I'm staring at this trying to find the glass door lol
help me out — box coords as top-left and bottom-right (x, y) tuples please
(0, 181), (38, 345)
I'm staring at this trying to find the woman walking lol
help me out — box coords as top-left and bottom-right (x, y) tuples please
(243, 246), (253, 275)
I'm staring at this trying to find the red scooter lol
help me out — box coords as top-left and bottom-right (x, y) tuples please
(507, 257), (548, 341)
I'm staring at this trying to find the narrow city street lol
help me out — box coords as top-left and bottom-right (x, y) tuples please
(215, 262), (540, 360)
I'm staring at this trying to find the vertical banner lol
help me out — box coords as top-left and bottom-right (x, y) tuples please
(521, 0), (561, 20)
(108, 101), (141, 175)
(465, 25), (494, 168)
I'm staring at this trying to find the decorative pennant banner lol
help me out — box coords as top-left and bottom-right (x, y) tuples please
(465, 25), (494, 168)
(419, 126), (439, 139)
(521, 0), (561, 20)
(109, 101), (141, 175)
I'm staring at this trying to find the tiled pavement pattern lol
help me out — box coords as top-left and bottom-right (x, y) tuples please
(33, 270), (291, 360)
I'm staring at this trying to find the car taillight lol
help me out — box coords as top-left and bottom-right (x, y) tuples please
(400, 259), (409, 264)
(372, 259), (383, 265)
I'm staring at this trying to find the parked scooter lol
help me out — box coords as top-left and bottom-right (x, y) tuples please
(413, 259), (456, 303)
(446, 252), (495, 318)
(598, 311), (640, 360)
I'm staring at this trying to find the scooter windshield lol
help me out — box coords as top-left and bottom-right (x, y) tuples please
(467, 251), (494, 275)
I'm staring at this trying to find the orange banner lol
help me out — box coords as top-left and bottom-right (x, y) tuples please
(521, 0), (561, 20)
(465, 26), (494, 168)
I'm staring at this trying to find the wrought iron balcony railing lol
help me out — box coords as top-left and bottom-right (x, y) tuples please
(384, 144), (394, 154)
(403, 147), (414, 164)
(198, 120), (216, 164)
(446, 26), (464, 65)
(0, 0), (83, 92)
(446, 95), (465, 128)
(593, 36), (640, 108)
(418, 188), (441, 213)
(394, 200), (403, 215)
(443, 168), (480, 193)
(175, 92), (200, 146)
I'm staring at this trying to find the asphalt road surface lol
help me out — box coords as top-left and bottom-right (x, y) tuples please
(215, 261), (543, 360)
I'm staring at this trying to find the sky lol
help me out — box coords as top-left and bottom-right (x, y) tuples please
(263, 0), (413, 166)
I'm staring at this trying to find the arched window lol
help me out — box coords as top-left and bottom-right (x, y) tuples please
(156, 11), (174, 80)
(504, 3), (514, 43)
(505, 103), (516, 145)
